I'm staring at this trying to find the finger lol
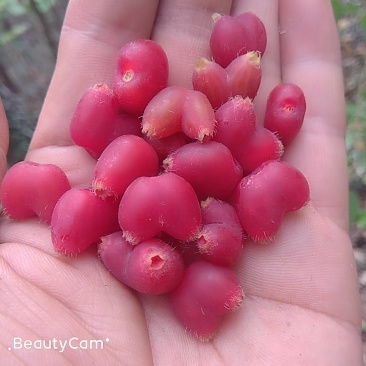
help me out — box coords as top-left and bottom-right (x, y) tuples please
(0, 99), (9, 182)
(151, 0), (233, 88)
(236, 0), (360, 330)
(279, 0), (348, 229)
(232, 0), (281, 121)
(29, 0), (159, 151)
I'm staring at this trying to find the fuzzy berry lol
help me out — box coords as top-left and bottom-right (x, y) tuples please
(170, 261), (244, 340)
(51, 188), (120, 255)
(70, 83), (141, 159)
(163, 141), (243, 200)
(113, 39), (169, 116)
(99, 232), (185, 295)
(0, 161), (71, 224)
(192, 57), (230, 109)
(142, 87), (216, 142)
(209, 12), (267, 68)
(235, 161), (310, 241)
(118, 173), (202, 244)
(264, 83), (306, 145)
(92, 135), (159, 198)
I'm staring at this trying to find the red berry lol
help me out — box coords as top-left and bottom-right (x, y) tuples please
(197, 223), (243, 266)
(113, 39), (169, 116)
(142, 87), (216, 142)
(181, 89), (216, 142)
(235, 127), (284, 175)
(200, 197), (243, 231)
(209, 12), (267, 68)
(235, 11), (267, 56)
(99, 233), (184, 295)
(51, 188), (120, 255)
(235, 161), (310, 241)
(192, 57), (230, 109)
(264, 83), (306, 145)
(142, 86), (188, 139)
(209, 14), (248, 68)
(163, 141), (243, 200)
(92, 135), (159, 198)
(70, 84), (141, 159)
(226, 51), (262, 100)
(213, 97), (282, 175)
(170, 261), (244, 340)
(118, 173), (202, 244)
(0, 161), (71, 224)
(213, 96), (256, 152)
(197, 198), (244, 266)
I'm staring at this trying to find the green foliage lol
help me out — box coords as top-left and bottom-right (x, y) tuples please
(332, 0), (366, 31)
(0, 0), (27, 16)
(0, 0), (28, 47)
(33, 0), (57, 13)
(0, 23), (29, 47)
(333, 1), (366, 228)
(332, 0), (360, 20)
(0, 0), (56, 15)
(349, 189), (366, 228)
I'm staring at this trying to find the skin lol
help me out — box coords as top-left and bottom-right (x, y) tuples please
(0, 0), (362, 364)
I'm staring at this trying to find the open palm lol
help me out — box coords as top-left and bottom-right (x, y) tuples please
(0, 0), (362, 364)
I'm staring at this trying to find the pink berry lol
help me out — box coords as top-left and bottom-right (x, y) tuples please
(200, 197), (243, 231)
(213, 96), (256, 152)
(192, 57), (230, 109)
(170, 261), (244, 340)
(181, 89), (216, 142)
(98, 232), (185, 295)
(92, 135), (159, 198)
(0, 161), (71, 224)
(235, 160), (310, 241)
(118, 173), (202, 244)
(235, 11), (267, 56)
(113, 39), (169, 116)
(235, 127), (284, 175)
(264, 83), (306, 145)
(197, 223), (243, 266)
(212, 97), (282, 175)
(142, 86), (188, 139)
(70, 83), (141, 159)
(226, 51), (262, 100)
(197, 198), (244, 266)
(209, 14), (248, 68)
(163, 141), (243, 200)
(51, 188), (120, 255)
(141, 87), (216, 142)
(209, 12), (267, 68)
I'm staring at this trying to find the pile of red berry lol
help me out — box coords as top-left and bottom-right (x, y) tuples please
(0, 11), (309, 340)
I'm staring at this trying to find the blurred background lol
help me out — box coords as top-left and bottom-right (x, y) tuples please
(0, 0), (68, 164)
(0, 0), (366, 360)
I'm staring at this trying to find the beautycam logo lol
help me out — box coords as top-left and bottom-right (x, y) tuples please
(8, 337), (110, 353)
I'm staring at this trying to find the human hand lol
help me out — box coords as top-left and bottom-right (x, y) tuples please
(0, 0), (362, 364)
